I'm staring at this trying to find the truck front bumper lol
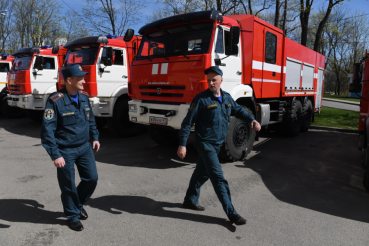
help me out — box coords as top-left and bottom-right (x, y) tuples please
(7, 94), (48, 110)
(128, 100), (190, 130)
(89, 97), (117, 117)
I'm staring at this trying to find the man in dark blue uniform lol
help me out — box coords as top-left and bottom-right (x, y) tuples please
(178, 66), (261, 225)
(41, 64), (100, 231)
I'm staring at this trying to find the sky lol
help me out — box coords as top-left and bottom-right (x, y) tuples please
(60, 0), (369, 35)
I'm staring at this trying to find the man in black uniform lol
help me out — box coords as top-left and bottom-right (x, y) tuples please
(178, 66), (261, 225)
(41, 64), (100, 231)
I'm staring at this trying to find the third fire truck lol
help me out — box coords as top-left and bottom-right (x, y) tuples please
(7, 46), (67, 121)
(128, 10), (325, 161)
(57, 31), (143, 137)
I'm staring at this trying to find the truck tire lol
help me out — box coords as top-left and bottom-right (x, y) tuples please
(1, 97), (25, 118)
(26, 110), (43, 122)
(301, 99), (313, 132)
(107, 97), (144, 137)
(282, 100), (302, 137)
(219, 106), (256, 162)
(148, 125), (179, 146)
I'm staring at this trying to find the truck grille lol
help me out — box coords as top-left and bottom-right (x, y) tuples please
(139, 86), (185, 90)
(8, 85), (21, 92)
(141, 92), (183, 97)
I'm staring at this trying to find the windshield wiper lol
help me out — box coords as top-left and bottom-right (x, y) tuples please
(180, 52), (190, 59)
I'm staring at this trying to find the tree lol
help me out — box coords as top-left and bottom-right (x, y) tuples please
(0, 0), (14, 52)
(83, 0), (145, 36)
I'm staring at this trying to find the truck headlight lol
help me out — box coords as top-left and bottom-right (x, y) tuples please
(129, 104), (137, 112)
(22, 97), (29, 102)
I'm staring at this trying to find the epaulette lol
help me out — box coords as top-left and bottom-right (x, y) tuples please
(50, 93), (64, 102)
(80, 91), (89, 97)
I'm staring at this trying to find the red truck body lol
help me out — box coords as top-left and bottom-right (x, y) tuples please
(57, 34), (143, 137)
(7, 46), (67, 117)
(128, 10), (325, 161)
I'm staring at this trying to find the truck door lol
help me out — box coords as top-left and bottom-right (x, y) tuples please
(262, 29), (282, 98)
(212, 25), (242, 92)
(96, 47), (128, 97)
(30, 55), (58, 95)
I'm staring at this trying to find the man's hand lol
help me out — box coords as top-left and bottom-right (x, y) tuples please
(54, 157), (65, 168)
(251, 120), (261, 132)
(93, 141), (100, 152)
(177, 146), (187, 160)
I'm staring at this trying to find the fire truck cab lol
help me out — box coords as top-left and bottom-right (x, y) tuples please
(7, 46), (67, 121)
(128, 10), (325, 161)
(58, 31), (143, 137)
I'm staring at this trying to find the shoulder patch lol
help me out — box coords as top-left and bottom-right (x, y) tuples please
(44, 108), (54, 120)
(207, 104), (218, 109)
(51, 93), (64, 102)
(80, 91), (89, 97)
(227, 104), (231, 107)
(189, 103), (196, 112)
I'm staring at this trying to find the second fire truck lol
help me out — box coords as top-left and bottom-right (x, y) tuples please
(57, 31), (143, 137)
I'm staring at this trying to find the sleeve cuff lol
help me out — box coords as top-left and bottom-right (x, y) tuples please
(179, 139), (187, 147)
(50, 151), (62, 161)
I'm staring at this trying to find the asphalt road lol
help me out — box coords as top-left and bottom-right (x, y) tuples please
(0, 117), (368, 246)
(322, 99), (360, 111)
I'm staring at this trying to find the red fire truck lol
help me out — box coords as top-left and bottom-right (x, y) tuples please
(128, 10), (325, 161)
(0, 53), (22, 117)
(7, 46), (67, 121)
(349, 50), (369, 191)
(57, 31), (143, 137)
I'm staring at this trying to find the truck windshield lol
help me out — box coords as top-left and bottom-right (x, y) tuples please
(13, 55), (33, 71)
(137, 22), (214, 60)
(64, 44), (99, 66)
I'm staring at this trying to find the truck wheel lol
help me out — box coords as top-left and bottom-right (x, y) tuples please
(301, 99), (313, 132)
(26, 110), (43, 122)
(107, 97), (144, 137)
(219, 106), (256, 162)
(283, 100), (303, 137)
(0, 97), (25, 118)
(148, 125), (179, 146)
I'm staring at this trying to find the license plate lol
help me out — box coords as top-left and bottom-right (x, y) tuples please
(11, 101), (17, 106)
(149, 116), (168, 125)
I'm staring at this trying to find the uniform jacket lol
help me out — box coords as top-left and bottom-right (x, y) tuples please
(41, 87), (99, 160)
(178, 89), (255, 146)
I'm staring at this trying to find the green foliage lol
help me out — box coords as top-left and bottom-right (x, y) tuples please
(311, 107), (359, 130)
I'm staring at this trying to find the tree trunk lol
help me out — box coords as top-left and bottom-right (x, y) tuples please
(299, 0), (312, 46)
(217, 0), (222, 12)
(274, 0), (280, 28)
(282, 0), (287, 33)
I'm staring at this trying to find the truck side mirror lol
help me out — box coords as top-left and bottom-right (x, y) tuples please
(349, 82), (362, 93)
(353, 63), (363, 83)
(225, 26), (240, 56)
(34, 55), (44, 70)
(52, 45), (59, 54)
(102, 47), (113, 66)
(124, 29), (134, 42)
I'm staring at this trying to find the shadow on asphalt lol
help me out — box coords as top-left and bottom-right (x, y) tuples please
(240, 130), (369, 223)
(0, 199), (65, 228)
(0, 118), (199, 169)
(87, 195), (236, 232)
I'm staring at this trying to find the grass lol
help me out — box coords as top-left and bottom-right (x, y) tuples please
(323, 94), (360, 102)
(311, 107), (359, 130)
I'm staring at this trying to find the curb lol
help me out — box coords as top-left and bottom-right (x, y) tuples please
(323, 98), (360, 106)
(310, 125), (359, 133)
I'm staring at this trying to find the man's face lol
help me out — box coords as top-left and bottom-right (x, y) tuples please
(66, 75), (85, 91)
(206, 72), (223, 93)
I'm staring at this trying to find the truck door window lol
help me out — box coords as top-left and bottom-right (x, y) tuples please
(42, 57), (55, 69)
(215, 27), (224, 54)
(265, 32), (277, 64)
(0, 63), (10, 72)
(113, 49), (124, 65)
